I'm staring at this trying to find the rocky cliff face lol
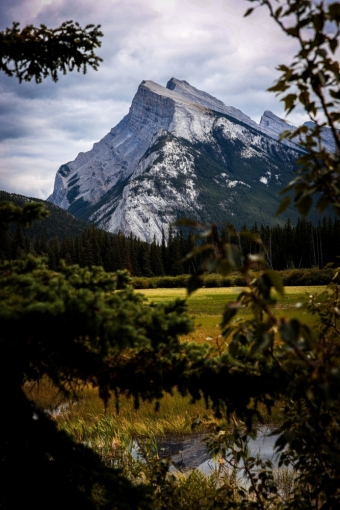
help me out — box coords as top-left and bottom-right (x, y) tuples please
(48, 78), (332, 242)
(260, 110), (295, 139)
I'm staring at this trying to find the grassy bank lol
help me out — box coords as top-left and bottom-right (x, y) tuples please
(26, 286), (322, 443)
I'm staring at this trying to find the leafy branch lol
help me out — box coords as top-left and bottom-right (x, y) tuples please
(0, 21), (103, 83)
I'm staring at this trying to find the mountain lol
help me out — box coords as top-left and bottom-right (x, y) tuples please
(0, 190), (88, 240)
(48, 78), (334, 243)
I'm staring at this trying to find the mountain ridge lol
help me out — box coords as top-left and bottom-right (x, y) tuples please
(0, 189), (88, 240)
(48, 78), (335, 242)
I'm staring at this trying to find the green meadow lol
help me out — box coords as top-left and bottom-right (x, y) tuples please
(139, 286), (319, 345)
(27, 285), (323, 446)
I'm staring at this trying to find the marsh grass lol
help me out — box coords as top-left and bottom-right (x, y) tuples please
(59, 389), (217, 437)
(25, 286), (323, 438)
(57, 424), (297, 510)
(71, 432), (246, 510)
(26, 377), (218, 438)
(273, 467), (297, 504)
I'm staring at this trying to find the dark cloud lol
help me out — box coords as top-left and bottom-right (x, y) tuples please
(0, 120), (28, 142)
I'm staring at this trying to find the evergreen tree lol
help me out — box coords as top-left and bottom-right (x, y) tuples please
(161, 227), (167, 273)
(100, 231), (112, 271)
(0, 229), (11, 260)
(12, 224), (26, 258)
(150, 236), (164, 276)
(128, 233), (142, 276)
(140, 244), (153, 277)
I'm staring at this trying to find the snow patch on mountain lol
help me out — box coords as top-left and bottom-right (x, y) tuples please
(259, 171), (272, 185)
(90, 137), (201, 243)
(219, 198), (236, 215)
(214, 173), (250, 189)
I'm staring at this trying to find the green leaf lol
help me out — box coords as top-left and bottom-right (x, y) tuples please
(176, 218), (200, 227)
(221, 304), (238, 327)
(278, 129), (293, 141)
(187, 274), (203, 296)
(225, 244), (242, 268)
(286, 26), (299, 36)
(221, 326), (232, 338)
(312, 14), (324, 32)
(228, 339), (239, 357)
(251, 333), (273, 355)
(328, 3), (340, 19)
(268, 81), (289, 93)
(329, 89), (340, 100)
(183, 244), (214, 260)
(317, 70), (327, 85)
(240, 230), (262, 243)
(296, 195), (313, 217)
(283, 93), (297, 109)
(216, 259), (233, 276)
(266, 270), (284, 296)
(279, 319), (300, 344)
(256, 274), (276, 304)
(275, 6), (283, 18)
(276, 196), (291, 215)
(206, 257), (218, 273)
(316, 195), (330, 214)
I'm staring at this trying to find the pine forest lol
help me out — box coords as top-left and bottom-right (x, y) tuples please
(2, 214), (339, 276)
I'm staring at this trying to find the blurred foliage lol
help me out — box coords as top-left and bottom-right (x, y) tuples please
(246, 0), (340, 219)
(176, 1), (340, 508)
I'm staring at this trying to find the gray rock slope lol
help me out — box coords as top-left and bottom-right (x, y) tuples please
(48, 78), (333, 242)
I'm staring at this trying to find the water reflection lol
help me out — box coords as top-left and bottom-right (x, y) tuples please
(156, 428), (279, 473)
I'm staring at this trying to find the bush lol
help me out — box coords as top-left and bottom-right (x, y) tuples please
(130, 269), (332, 289)
(280, 268), (333, 286)
(130, 277), (151, 289)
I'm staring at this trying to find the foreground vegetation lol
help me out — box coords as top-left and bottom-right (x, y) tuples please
(2, 1), (340, 509)
(23, 282), (320, 509)
(26, 286), (318, 441)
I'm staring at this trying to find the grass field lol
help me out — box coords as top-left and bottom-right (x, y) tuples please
(27, 286), (324, 444)
(138, 285), (322, 311)
(138, 286), (320, 345)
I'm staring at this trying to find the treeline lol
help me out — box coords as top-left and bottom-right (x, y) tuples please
(0, 224), (194, 275)
(237, 217), (339, 270)
(1, 217), (339, 275)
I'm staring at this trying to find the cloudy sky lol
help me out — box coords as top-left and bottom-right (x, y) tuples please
(0, 0), (306, 199)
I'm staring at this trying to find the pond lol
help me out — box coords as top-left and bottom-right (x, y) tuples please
(154, 428), (280, 474)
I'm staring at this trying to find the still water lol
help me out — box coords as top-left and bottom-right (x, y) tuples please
(154, 428), (280, 474)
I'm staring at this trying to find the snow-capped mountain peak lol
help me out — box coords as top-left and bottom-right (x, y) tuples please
(48, 78), (331, 242)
